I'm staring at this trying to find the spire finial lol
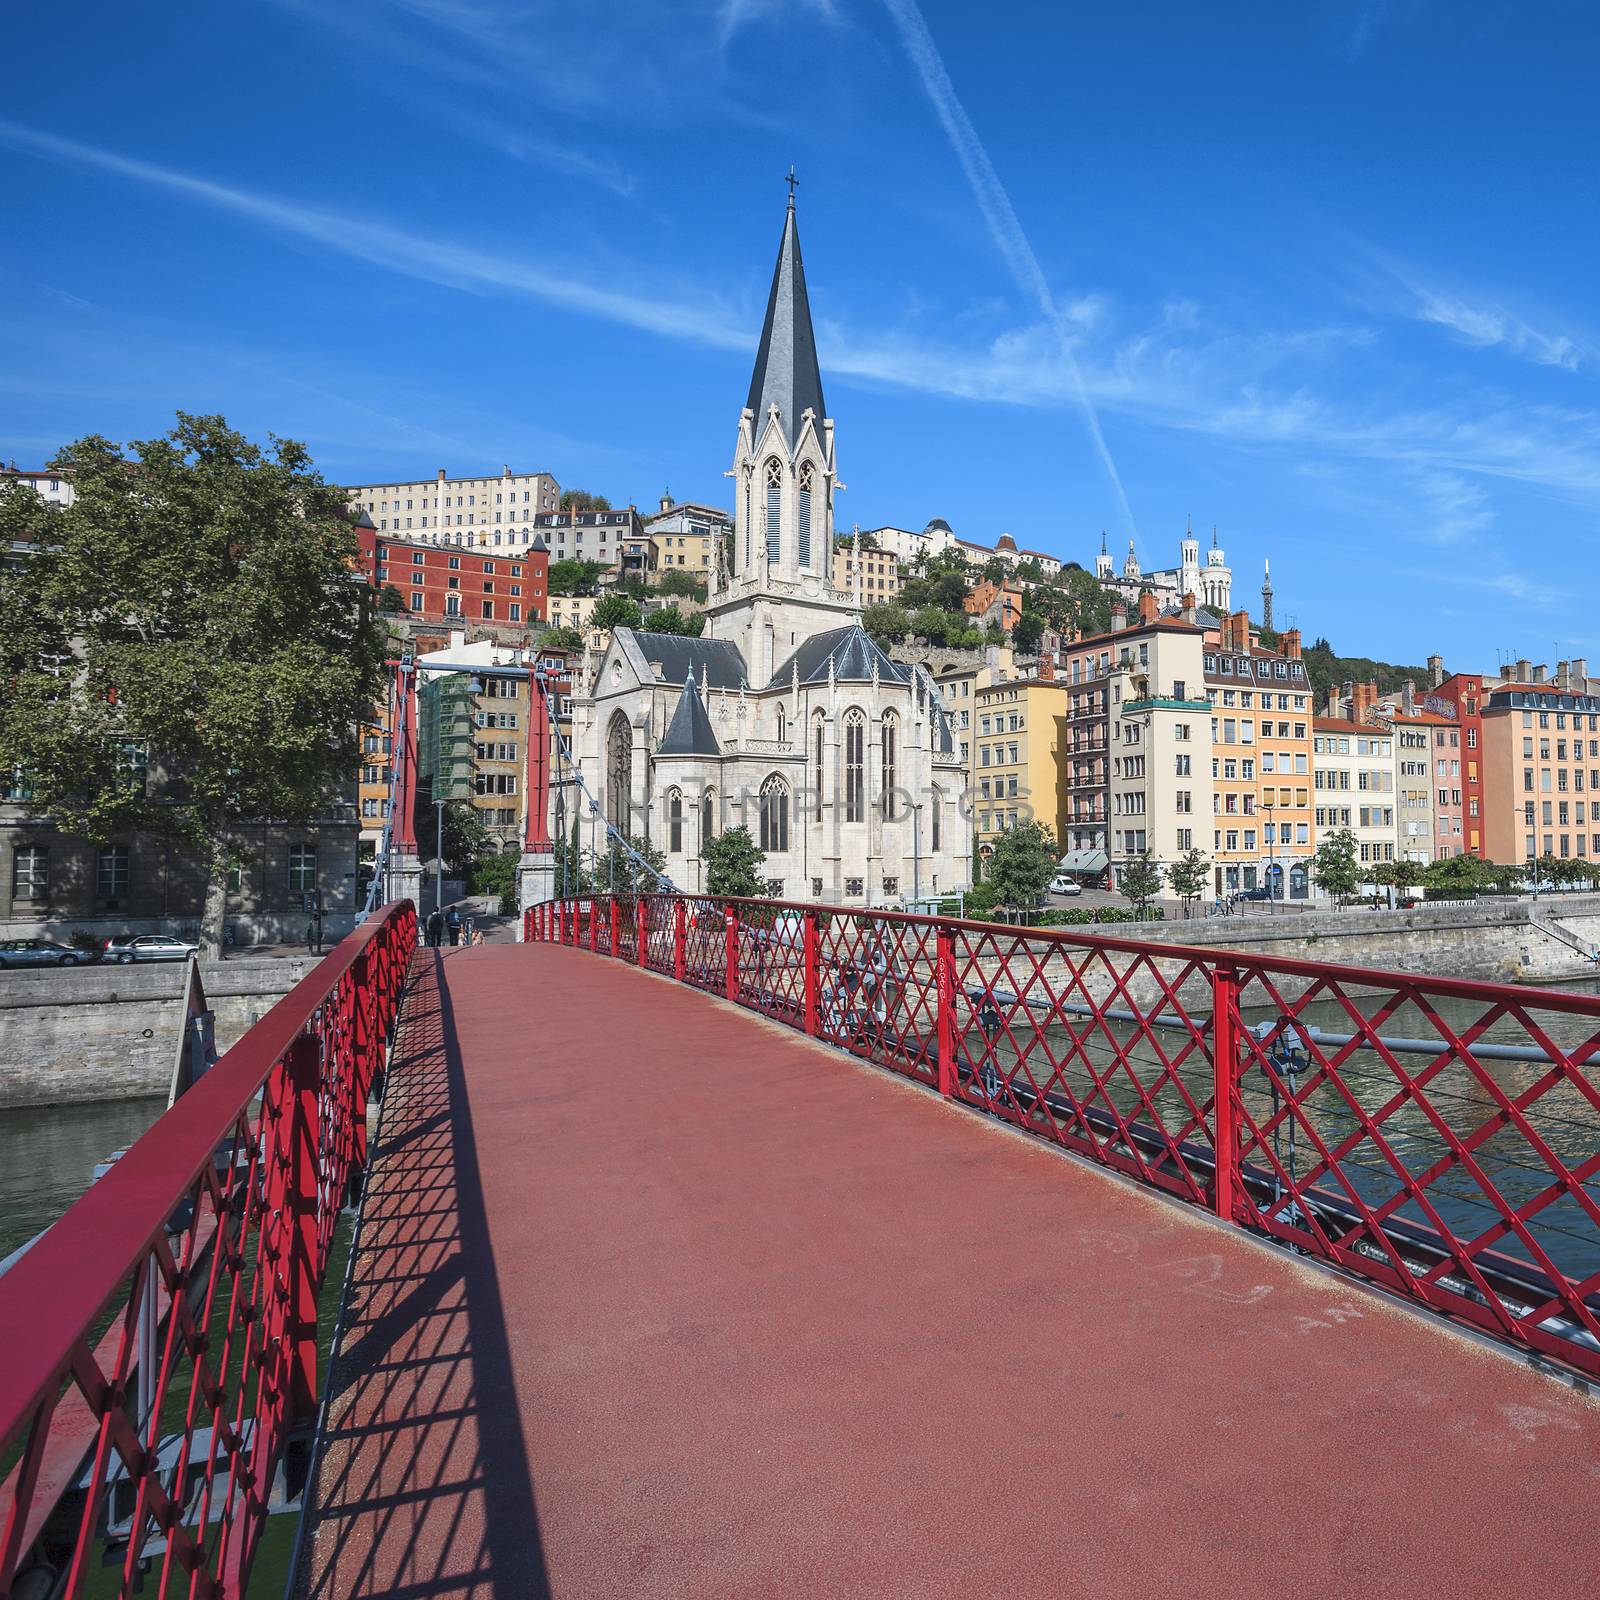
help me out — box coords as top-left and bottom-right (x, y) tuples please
(785, 165), (798, 209)
(1100, 529), (1107, 555)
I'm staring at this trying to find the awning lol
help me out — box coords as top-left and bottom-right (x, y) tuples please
(1056, 849), (1108, 875)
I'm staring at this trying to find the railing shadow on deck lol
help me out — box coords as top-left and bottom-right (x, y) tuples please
(299, 951), (552, 1599)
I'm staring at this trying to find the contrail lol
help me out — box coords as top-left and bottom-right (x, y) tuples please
(880, 0), (1137, 537)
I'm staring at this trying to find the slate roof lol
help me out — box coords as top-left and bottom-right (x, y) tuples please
(626, 632), (748, 690)
(745, 200), (827, 454)
(657, 671), (722, 757)
(771, 625), (910, 687)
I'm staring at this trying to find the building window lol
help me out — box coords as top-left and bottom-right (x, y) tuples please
(96, 844), (131, 901)
(605, 713), (632, 830)
(288, 845), (317, 895)
(798, 461), (814, 567)
(881, 712), (898, 819)
(814, 715), (825, 819)
(764, 457), (783, 565)
(12, 845), (48, 902)
(667, 789), (683, 854)
(844, 709), (866, 822)
(702, 788), (716, 843)
(759, 775), (790, 853)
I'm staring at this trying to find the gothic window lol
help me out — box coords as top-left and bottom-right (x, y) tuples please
(667, 788), (683, 854)
(844, 708), (866, 823)
(881, 711), (898, 819)
(764, 457), (783, 565)
(776, 704), (787, 743)
(743, 469), (753, 568)
(759, 774), (790, 854)
(813, 713), (826, 819)
(605, 712), (632, 830)
(702, 788), (716, 842)
(931, 790), (941, 852)
(798, 462), (814, 567)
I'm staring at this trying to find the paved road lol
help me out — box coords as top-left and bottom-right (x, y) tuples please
(301, 944), (1600, 1599)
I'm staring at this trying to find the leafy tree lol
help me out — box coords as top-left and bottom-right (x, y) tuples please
(1426, 851), (1485, 896)
(701, 824), (766, 898)
(590, 593), (642, 632)
(986, 820), (1057, 909)
(414, 793), (491, 878)
(538, 626), (585, 650)
(655, 569), (707, 601)
(1166, 845), (1211, 913)
(642, 605), (692, 634)
(548, 558), (606, 596)
(1118, 850), (1163, 914)
(908, 605), (951, 646)
(1012, 610), (1046, 655)
(1390, 858), (1422, 903)
(1311, 826), (1362, 906)
(1014, 557), (1046, 586)
(378, 582), (408, 615)
(861, 603), (912, 645)
(469, 846), (519, 914)
(980, 556), (1010, 585)
(597, 828), (669, 893)
(559, 489), (611, 513)
(0, 414), (388, 954)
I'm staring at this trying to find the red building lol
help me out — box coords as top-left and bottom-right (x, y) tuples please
(356, 519), (548, 628)
(1422, 671), (1488, 858)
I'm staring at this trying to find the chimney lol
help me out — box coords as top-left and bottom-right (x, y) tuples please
(1282, 627), (1301, 660)
(1427, 652), (1445, 688)
(1531, 664), (1547, 684)
(1401, 678), (1416, 715)
(503, 464), (512, 478)
(437, 468), (447, 482)
(1181, 590), (1197, 625)
(1232, 610), (1253, 652)
(1500, 663), (1514, 682)
(1516, 657), (1532, 682)
(1573, 657), (1589, 688)
(1138, 591), (1159, 625)
(1555, 660), (1571, 688)
(1111, 599), (1127, 632)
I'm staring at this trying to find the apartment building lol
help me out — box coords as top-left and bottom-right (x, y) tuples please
(1421, 671), (1489, 857)
(1, 466), (75, 506)
(645, 496), (728, 574)
(1312, 719), (1398, 870)
(357, 522), (548, 627)
(832, 542), (903, 601)
(964, 578), (1024, 634)
(547, 593), (599, 633)
(1381, 713), (1443, 864)
(1478, 660), (1600, 864)
(1204, 617), (1316, 899)
(956, 531), (1063, 577)
(532, 505), (644, 568)
(346, 466), (560, 549)
(971, 676), (1071, 851)
(932, 645), (1016, 766)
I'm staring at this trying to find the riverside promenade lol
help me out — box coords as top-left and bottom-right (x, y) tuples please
(298, 943), (1600, 1600)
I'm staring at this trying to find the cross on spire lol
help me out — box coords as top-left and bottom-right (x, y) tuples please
(785, 165), (799, 208)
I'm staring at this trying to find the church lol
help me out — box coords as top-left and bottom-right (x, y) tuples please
(564, 192), (971, 905)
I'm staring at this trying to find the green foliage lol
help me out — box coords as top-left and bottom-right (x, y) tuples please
(986, 820), (1057, 908)
(1029, 566), (1113, 638)
(377, 583), (408, 615)
(642, 604), (692, 634)
(1312, 825), (1362, 905)
(539, 626), (585, 650)
(559, 489), (611, 513)
(1117, 850), (1163, 912)
(590, 594), (642, 632)
(908, 605), (952, 646)
(655, 569), (707, 601)
(701, 824), (766, 898)
(1166, 845), (1211, 905)
(0, 414), (389, 953)
(470, 847), (519, 914)
(861, 603), (912, 645)
(598, 829), (668, 892)
(416, 796), (491, 877)
(1300, 638), (1432, 700)
(1012, 610), (1046, 655)
(548, 558), (606, 596)
(963, 880), (998, 914)
(1423, 851), (1485, 895)
(972, 831), (984, 885)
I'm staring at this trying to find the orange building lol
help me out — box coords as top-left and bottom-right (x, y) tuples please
(964, 578), (1024, 634)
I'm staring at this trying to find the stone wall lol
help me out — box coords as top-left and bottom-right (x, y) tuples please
(0, 958), (320, 1109)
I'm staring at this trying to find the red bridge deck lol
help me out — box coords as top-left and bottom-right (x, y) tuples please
(300, 945), (1600, 1599)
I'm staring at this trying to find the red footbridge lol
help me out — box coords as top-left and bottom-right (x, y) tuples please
(5, 897), (1600, 1598)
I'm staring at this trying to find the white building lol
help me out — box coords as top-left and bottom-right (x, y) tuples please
(566, 194), (970, 905)
(1097, 526), (1233, 615)
(1, 468), (75, 506)
(1313, 718), (1400, 872)
(346, 466), (560, 551)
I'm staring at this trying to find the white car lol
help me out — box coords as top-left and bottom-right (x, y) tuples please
(1048, 875), (1083, 897)
(102, 934), (199, 964)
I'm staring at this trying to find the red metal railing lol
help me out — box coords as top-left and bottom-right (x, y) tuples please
(528, 894), (1600, 1380)
(0, 901), (417, 1600)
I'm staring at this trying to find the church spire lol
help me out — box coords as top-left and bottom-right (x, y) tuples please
(745, 182), (826, 454)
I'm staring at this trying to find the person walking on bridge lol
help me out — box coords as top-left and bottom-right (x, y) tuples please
(425, 907), (444, 948)
(447, 906), (462, 947)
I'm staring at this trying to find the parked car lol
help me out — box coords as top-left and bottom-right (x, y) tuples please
(0, 938), (93, 968)
(102, 934), (199, 964)
(1048, 875), (1083, 897)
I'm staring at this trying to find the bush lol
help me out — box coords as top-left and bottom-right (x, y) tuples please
(963, 882), (998, 914)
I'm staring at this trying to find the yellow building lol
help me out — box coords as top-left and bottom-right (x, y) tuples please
(547, 593), (598, 632)
(972, 675), (1071, 852)
(832, 543), (902, 602)
(643, 498), (729, 575)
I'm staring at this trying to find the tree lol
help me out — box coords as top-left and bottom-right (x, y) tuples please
(414, 793), (491, 879)
(1012, 610), (1046, 655)
(597, 828), (668, 893)
(470, 846), (519, 915)
(702, 824), (766, 898)
(1426, 851), (1484, 897)
(1166, 845), (1210, 914)
(642, 605), (692, 635)
(908, 605), (951, 646)
(971, 830), (985, 887)
(861, 603), (911, 645)
(0, 414), (389, 955)
(559, 489), (611, 513)
(590, 594), (642, 632)
(539, 626), (585, 650)
(986, 820), (1056, 909)
(378, 583), (408, 615)
(1311, 826), (1362, 906)
(655, 569), (707, 601)
(1118, 850), (1163, 915)
(1390, 858), (1421, 903)
(548, 558), (606, 596)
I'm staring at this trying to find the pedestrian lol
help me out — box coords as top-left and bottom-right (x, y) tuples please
(447, 906), (462, 946)
(426, 907), (443, 948)
(471, 927), (486, 947)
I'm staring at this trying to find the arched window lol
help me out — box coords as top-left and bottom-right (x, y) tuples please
(702, 788), (716, 843)
(798, 462), (814, 567)
(881, 711), (898, 819)
(813, 713), (826, 819)
(743, 468), (753, 568)
(667, 789), (683, 854)
(776, 704), (787, 743)
(605, 712), (632, 830)
(930, 789), (941, 852)
(844, 709), (866, 822)
(759, 775), (790, 854)
(764, 457), (783, 564)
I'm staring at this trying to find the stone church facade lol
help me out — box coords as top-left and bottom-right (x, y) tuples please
(566, 195), (970, 904)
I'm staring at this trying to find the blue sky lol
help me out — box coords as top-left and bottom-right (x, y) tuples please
(2, 1), (1596, 670)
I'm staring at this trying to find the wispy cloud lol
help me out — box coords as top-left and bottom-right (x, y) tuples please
(717, 0), (839, 48)
(877, 0), (1138, 536)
